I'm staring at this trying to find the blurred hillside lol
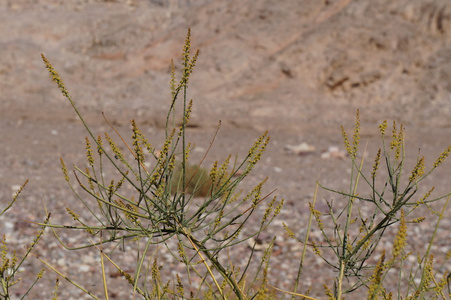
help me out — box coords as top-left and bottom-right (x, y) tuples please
(2, 0), (451, 131)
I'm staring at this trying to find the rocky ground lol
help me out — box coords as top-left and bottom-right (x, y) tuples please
(1, 0), (451, 298)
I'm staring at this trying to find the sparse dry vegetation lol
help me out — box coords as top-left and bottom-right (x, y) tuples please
(1, 30), (450, 299)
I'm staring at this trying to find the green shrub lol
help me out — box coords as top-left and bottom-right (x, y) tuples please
(284, 112), (451, 299)
(39, 29), (282, 299)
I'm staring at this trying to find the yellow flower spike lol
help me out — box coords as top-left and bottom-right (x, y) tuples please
(433, 144), (451, 168)
(155, 183), (165, 199)
(392, 210), (407, 258)
(105, 132), (124, 162)
(409, 156), (425, 182)
(115, 171), (128, 191)
(161, 129), (175, 158)
(168, 156), (177, 177)
(379, 120), (387, 135)
(358, 222), (366, 233)
(223, 230), (229, 240)
(1, 235), (7, 265)
(311, 241), (321, 255)
(121, 270), (134, 285)
(189, 49), (200, 74)
(131, 119), (145, 163)
(11, 250), (17, 268)
(261, 196), (276, 225)
(182, 142), (192, 162)
(225, 189), (242, 204)
(1, 258), (9, 274)
(410, 217), (425, 223)
(368, 250), (386, 299)
(170, 59), (176, 98)
(66, 207), (80, 221)
(390, 121), (398, 150)
(11, 179), (28, 203)
(85, 167), (95, 190)
(60, 158), (70, 182)
(420, 187), (434, 204)
(248, 131), (269, 157)
(97, 135), (103, 155)
(246, 133), (270, 174)
(253, 135), (270, 165)
(182, 28), (191, 66)
(220, 154), (230, 173)
(417, 253), (422, 265)
(309, 202), (323, 230)
(434, 272), (449, 296)
(214, 210), (224, 229)
(209, 161), (218, 184)
(107, 180), (115, 199)
(372, 148), (381, 179)
(177, 242), (186, 262)
(52, 278), (60, 300)
(184, 99), (194, 123)
(41, 54), (69, 99)
(181, 51), (200, 87)
(37, 268), (45, 279)
(346, 240), (353, 253)
(151, 258), (161, 282)
(356, 227), (372, 251)
(129, 120), (154, 155)
(395, 124), (404, 160)
(362, 238), (371, 251)
(341, 125), (353, 158)
(144, 140), (154, 154)
(217, 155), (231, 184)
(421, 254), (434, 291)
(230, 228), (241, 243)
(244, 179), (267, 207)
(323, 284), (336, 300)
(85, 137), (94, 166)
(274, 198), (284, 217)
(179, 28), (199, 88)
(282, 223), (295, 239)
(176, 274), (184, 296)
(352, 109), (360, 158)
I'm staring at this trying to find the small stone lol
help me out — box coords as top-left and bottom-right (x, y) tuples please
(285, 142), (316, 155)
(321, 146), (346, 159)
(78, 264), (91, 273)
(273, 167), (282, 173)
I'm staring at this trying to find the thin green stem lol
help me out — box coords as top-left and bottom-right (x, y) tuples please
(293, 181), (319, 298)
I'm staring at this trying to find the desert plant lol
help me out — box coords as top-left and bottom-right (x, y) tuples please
(284, 111), (451, 299)
(3, 26), (443, 299)
(0, 180), (49, 299)
(39, 29), (283, 299)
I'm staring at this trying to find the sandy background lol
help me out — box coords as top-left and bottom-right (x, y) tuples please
(1, 0), (451, 298)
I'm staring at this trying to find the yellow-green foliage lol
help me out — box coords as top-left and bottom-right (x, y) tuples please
(4, 29), (451, 300)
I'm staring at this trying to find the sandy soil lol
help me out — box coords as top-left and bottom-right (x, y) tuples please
(1, 0), (451, 298)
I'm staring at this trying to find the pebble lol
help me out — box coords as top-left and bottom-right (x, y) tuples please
(78, 264), (91, 273)
(321, 146), (347, 159)
(285, 142), (316, 155)
(273, 166), (282, 173)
